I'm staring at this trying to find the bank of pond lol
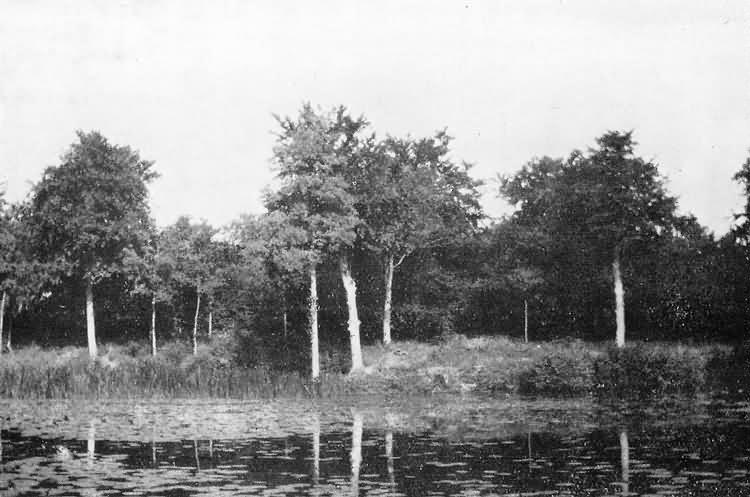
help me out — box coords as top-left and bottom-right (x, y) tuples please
(0, 335), (747, 400)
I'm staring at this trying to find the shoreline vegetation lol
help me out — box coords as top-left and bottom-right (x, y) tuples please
(0, 334), (744, 400)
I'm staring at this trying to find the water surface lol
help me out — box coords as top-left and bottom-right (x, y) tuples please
(1, 395), (749, 496)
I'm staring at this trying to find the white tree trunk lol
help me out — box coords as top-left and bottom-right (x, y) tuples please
(193, 289), (201, 356)
(309, 266), (320, 382)
(0, 291), (6, 355)
(151, 294), (157, 356)
(383, 254), (394, 345)
(613, 251), (626, 348)
(6, 304), (11, 352)
(620, 430), (630, 494)
(524, 298), (529, 343)
(85, 279), (97, 359)
(341, 257), (364, 373)
(208, 310), (213, 338)
(283, 310), (288, 342)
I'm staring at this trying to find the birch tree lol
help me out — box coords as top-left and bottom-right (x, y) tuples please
(0, 195), (12, 350)
(266, 104), (367, 373)
(355, 132), (482, 344)
(158, 217), (217, 355)
(234, 212), (317, 378)
(501, 132), (677, 347)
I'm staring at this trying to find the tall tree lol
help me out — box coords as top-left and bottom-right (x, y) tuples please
(0, 193), (12, 351)
(355, 132), (482, 344)
(501, 132), (678, 346)
(732, 151), (750, 240)
(123, 232), (173, 356)
(234, 212), (316, 376)
(0, 201), (65, 350)
(158, 217), (217, 355)
(28, 131), (157, 358)
(266, 104), (367, 373)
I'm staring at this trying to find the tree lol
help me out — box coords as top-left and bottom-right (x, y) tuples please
(266, 104), (368, 374)
(234, 212), (316, 376)
(355, 132), (482, 344)
(158, 217), (218, 355)
(123, 232), (173, 356)
(0, 201), (66, 351)
(0, 192), (12, 350)
(501, 132), (678, 346)
(27, 131), (157, 358)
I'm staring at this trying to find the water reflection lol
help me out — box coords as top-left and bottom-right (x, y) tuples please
(351, 409), (363, 496)
(312, 413), (320, 486)
(385, 430), (395, 489)
(2, 399), (750, 496)
(620, 429), (629, 495)
(87, 419), (95, 466)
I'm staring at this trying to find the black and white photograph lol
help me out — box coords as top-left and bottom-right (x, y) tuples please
(1, 1), (749, 495)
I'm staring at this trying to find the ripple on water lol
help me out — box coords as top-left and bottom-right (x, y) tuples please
(2, 397), (750, 496)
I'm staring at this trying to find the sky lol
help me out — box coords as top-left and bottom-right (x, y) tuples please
(1, 0), (749, 234)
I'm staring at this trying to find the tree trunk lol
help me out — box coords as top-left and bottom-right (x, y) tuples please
(151, 294), (157, 356)
(309, 266), (320, 382)
(620, 430), (630, 494)
(340, 257), (364, 373)
(193, 288), (201, 356)
(524, 298), (529, 343)
(613, 250), (626, 348)
(383, 254), (394, 345)
(85, 279), (97, 359)
(0, 291), (6, 355)
(208, 311), (213, 338)
(6, 300), (12, 352)
(283, 310), (288, 340)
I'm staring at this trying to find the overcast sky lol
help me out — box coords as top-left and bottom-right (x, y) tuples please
(1, 0), (749, 234)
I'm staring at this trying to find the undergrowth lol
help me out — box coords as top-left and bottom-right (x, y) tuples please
(0, 334), (738, 399)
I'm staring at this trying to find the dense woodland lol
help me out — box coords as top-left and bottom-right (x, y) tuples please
(1, 104), (749, 377)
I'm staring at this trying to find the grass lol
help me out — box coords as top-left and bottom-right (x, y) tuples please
(0, 341), (314, 399)
(0, 334), (737, 399)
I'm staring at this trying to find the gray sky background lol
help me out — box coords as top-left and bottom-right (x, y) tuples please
(1, 0), (749, 234)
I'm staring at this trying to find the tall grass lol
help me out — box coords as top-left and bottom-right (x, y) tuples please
(0, 334), (738, 399)
(0, 341), (318, 399)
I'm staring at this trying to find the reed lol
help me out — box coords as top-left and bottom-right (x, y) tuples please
(0, 335), (734, 399)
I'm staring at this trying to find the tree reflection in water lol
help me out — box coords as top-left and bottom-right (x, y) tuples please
(620, 429), (629, 495)
(350, 409), (363, 497)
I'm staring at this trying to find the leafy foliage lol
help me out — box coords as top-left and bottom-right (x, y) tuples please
(28, 130), (157, 283)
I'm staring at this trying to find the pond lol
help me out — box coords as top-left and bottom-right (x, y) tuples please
(1, 395), (749, 496)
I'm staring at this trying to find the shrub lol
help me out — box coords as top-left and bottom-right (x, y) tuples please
(706, 341), (750, 394)
(518, 349), (596, 396)
(594, 343), (706, 397)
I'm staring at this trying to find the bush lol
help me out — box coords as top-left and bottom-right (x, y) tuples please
(706, 341), (750, 394)
(594, 343), (706, 397)
(518, 347), (596, 396)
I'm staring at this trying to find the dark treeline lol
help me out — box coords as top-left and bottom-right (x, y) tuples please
(1, 104), (749, 376)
